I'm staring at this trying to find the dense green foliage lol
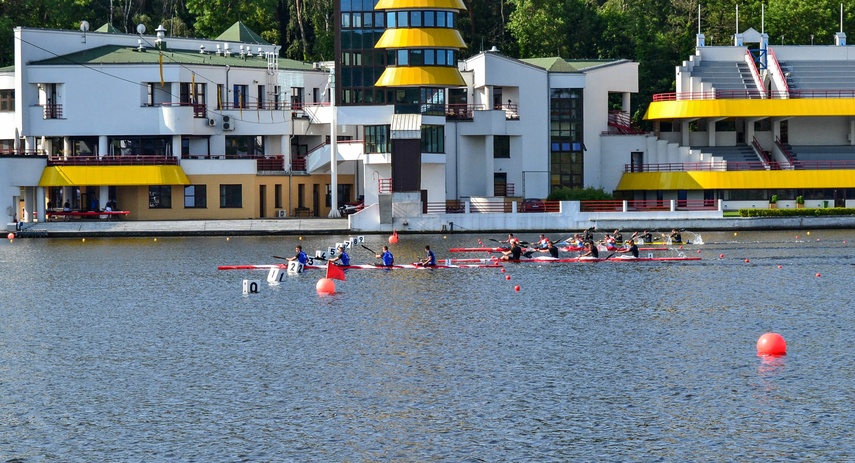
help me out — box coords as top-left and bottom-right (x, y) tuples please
(547, 186), (614, 201)
(4, 0), (855, 124)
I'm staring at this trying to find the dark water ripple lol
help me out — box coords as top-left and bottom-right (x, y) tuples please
(2, 231), (855, 461)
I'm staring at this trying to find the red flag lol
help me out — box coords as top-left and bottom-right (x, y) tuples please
(326, 262), (346, 281)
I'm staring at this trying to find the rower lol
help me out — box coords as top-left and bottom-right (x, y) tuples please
(613, 229), (623, 243)
(286, 245), (308, 264)
(669, 229), (683, 244)
(499, 241), (522, 261)
(580, 240), (599, 258)
(536, 234), (550, 249)
(502, 233), (520, 246)
(417, 245), (437, 266)
(328, 245), (350, 266)
(616, 239), (639, 258)
(536, 240), (559, 258)
(375, 245), (394, 266)
(638, 230), (653, 244)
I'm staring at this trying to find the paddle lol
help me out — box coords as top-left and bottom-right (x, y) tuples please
(603, 252), (618, 260)
(361, 244), (378, 255)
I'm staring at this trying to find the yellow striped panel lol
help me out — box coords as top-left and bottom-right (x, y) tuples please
(375, 0), (466, 11)
(616, 169), (855, 191)
(645, 98), (855, 120)
(375, 66), (465, 87)
(375, 28), (466, 49)
(39, 165), (191, 187)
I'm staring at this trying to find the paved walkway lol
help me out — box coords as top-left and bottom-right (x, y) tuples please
(12, 218), (351, 237)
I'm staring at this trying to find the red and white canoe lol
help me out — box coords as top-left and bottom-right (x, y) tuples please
(449, 245), (668, 253)
(505, 255), (701, 263)
(218, 262), (502, 271)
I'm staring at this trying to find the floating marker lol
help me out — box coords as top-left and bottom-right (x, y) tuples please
(816, 273), (821, 277)
(778, 265), (783, 269)
(501, 268), (506, 273)
(745, 258), (750, 263)
(807, 231), (811, 236)
(226, 237), (230, 241)
(505, 275), (511, 280)
(316, 278), (335, 295)
(719, 253), (725, 259)
(514, 285), (520, 292)
(757, 332), (787, 356)
(6, 232), (14, 240)
(267, 266), (287, 283)
(82, 238), (86, 242)
(697, 249), (701, 253)
(242, 279), (260, 295)
(734, 232), (738, 236)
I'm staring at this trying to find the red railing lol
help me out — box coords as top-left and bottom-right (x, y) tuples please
(378, 178), (393, 194)
(751, 136), (774, 167)
(426, 201), (466, 213)
(775, 136), (796, 166)
(625, 159), (855, 172)
(768, 47), (789, 95)
(653, 89), (855, 101)
(291, 156), (306, 171)
(48, 155), (178, 166)
(745, 49), (765, 97)
(257, 156), (285, 171)
(494, 183), (515, 196)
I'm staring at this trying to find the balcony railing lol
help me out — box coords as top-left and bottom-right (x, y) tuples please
(257, 156), (285, 171)
(625, 160), (855, 172)
(445, 104), (486, 120)
(653, 89), (855, 101)
(581, 199), (717, 212)
(378, 178), (393, 194)
(494, 183), (515, 197)
(42, 104), (63, 119)
(48, 155), (178, 166)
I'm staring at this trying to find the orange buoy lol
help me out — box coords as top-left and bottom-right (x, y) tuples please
(505, 275), (511, 280)
(388, 229), (399, 244)
(316, 278), (336, 295)
(757, 332), (787, 356)
(6, 232), (14, 240)
(514, 285), (520, 292)
(697, 249), (701, 253)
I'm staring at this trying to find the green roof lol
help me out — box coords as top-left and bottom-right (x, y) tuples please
(31, 45), (314, 71)
(520, 57), (626, 73)
(215, 21), (270, 45)
(0, 65), (14, 73)
(95, 23), (122, 34)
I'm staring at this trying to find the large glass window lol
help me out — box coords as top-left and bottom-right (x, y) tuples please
(1, 89), (15, 111)
(220, 184), (242, 208)
(494, 135), (510, 158)
(365, 125), (390, 153)
(421, 125), (445, 153)
(184, 185), (207, 208)
(149, 186), (172, 208)
(550, 88), (584, 190)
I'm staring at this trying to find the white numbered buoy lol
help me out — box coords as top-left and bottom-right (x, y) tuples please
(287, 261), (304, 274)
(243, 279), (260, 294)
(267, 267), (286, 283)
(315, 250), (327, 260)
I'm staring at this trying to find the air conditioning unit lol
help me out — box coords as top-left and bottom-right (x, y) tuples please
(222, 115), (235, 131)
(276, 209), (287, 218)
(207, 118), (217, 127)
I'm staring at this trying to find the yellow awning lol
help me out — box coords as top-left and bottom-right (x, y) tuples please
(38, 165), (191, 187)
(375, 0), (466, 10)
(616, 169), (855, 191)
(645, 98), (855, 120)
(375, 28), (466, 49)
(375, 66), (465, 87)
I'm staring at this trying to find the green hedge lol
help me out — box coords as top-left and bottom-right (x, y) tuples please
(738, 207), (855, 217)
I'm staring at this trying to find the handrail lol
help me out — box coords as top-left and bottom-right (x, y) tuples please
(625, 158), (855, 171)
(48, 155), (178, 166)
(745, 49), (766, 98)
(767, 47), (790, 96)
(751, 136), (772, 167)
(774, 136), (796, 166)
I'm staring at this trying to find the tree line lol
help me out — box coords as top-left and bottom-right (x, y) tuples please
(2, 0), (853, 123)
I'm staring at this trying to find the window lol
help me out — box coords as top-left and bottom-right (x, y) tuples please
(275, 184), (283, 209)
(184, 185), (207, 208)
(365, 125), (390, 153)
(149, 186), (172, 208)
(234, 84), (249, 108)
(421, 125), (445, 153)
(494, 135), (510, 158)
(291, 87), (304, 109)
(220, 184), (242, 208)
(1, 89), (15, 111)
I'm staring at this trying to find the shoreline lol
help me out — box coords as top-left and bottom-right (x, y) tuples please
(8, 215), (855, 238)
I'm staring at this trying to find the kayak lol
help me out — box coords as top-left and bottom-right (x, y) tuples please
(505, 255), (701, 263)
(218, 262), (502, 271)
(449, 245), (668, 252)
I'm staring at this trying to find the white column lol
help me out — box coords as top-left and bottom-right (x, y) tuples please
(328, 72), (340, 217)
(172, 135), (182, 159)
(100, 186), (109, 209)
(99, 136), (109, 157)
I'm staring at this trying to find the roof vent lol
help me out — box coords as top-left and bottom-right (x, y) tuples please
(488, 46), (499, 53)
(199, 44), (206, 54)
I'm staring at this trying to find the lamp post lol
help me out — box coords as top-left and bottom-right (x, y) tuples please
(328, 70), (340, 218)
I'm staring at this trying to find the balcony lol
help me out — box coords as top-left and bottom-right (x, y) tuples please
(48, 155), (178, 166)
(42, 104), (63, 119)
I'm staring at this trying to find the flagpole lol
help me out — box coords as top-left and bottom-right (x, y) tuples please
(328, 68), (341, 218)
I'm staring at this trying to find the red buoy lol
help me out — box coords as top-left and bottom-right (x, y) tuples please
(719, 253), (725, 259)
(745, 258), (750, 263)
(505, 275), (511, 280)
(777, 265), (783, 269)
(757, 332), (787, 356)
(816, 273), (821, 277)
(514, 285), (520, 292)
(6, 232), (14, 240)
(316, 278), (336, 295)
(501, 268), (506, 273)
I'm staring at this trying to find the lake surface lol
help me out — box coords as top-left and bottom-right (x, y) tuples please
(2, 230), (855, 462)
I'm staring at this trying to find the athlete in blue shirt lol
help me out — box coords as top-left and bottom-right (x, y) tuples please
(287, 245), (308, 264)
(329, 245), (350, 266)
(418, 245), (437, 266)
(375, 245), (394, 266)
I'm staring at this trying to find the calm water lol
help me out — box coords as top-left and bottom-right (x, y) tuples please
(2, 230), (855, 462)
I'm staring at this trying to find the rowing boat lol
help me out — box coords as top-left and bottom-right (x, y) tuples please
(507, 255), (701, 263)
(218, 262), (502, 271)
(448, 245), (669, 253)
